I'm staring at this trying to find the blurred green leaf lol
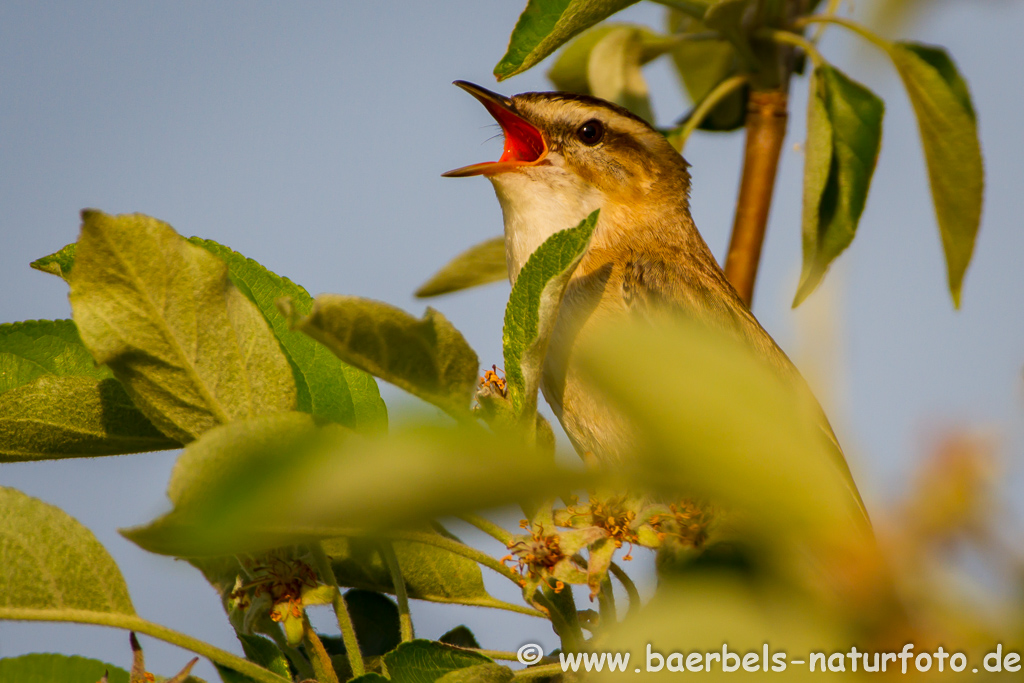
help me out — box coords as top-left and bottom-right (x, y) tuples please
(794, 65), (884, 306)
(494, 0), (640, 80)
(548, 24), (679, 122)
(887, 42), (983, 307)
(0, 319), (109, 393)
(666, 10), (746, 131)
(283, 296), (478, 419)
(189, 238), (386, 433)
(576, 319), (869, 539)
(503, 211), (598, 421)
(68, 211), (296, 443)
(415, 237), (507, 298)
(349, 675), (389, 683)
(0, 654), (129, 683)
(30, 243), (77, 281)
(592, 577), (855, 681)
(587, 26), (656, 122)
(437, 664), (514, 683)
(0, 375), (180, 462)
(383, 640), (493, 683)
(121, 413), (571, 557)
(0, 486), (135, 615)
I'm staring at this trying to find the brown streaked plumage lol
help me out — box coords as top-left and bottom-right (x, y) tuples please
(445, 81), (866, 519)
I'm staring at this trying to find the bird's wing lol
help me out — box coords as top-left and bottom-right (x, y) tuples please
(620, 246), (870, 525)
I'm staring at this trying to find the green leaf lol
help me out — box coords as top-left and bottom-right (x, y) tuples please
(576, 319), (870, 538)
(237, 635), (292, 680)
(68, 210), (297, 443)
(436, 664), (514, 683)
(414, 237), (508, 298)
(794, 65), (884, 306)
(438, 626), (480, 649)
(887, 42), (983, 307)
(586, 26), (656, 123)
(0, 319), (109, 393)
(315, 590), (401, 658)
(547, 24), (677, 123)
(0, 486), (135, 614)
(348, 675), (389, 683)
(187, 238), (386, 433)
(0, 654), (130, 683)
(0, 375), (181, 462)
(30, 243), (77, 281)
(383, 640), (493, 683)
(666, 10), (746, 131)
(121, 414), (571, 558)
(494, 0), (640, 81)
(503, 210), (598, 420)
(324, 535), (502, 608)
(283, 296), (478, 419)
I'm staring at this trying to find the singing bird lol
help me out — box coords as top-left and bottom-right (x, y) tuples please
(443, 81), (866, 518)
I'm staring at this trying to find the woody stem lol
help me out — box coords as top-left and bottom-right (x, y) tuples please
(723, 89), (789, 307)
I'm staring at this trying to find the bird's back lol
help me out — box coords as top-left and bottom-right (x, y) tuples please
(540, 207), (868, 519)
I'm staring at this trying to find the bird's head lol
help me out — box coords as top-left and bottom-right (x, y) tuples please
(444, 81), (692, 281)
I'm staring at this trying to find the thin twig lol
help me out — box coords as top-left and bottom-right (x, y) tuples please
(309, 544), (366, 678)
(609, 562), (641, 617)
(459, 513), (514, 545)
(303, 618), (341, 683)
(760, 29), (827, 69)
(512, 662), (566, 679)
(795, 15), (893, 51)
(380, 541), (414, 642)
(669, 75), (748, 152)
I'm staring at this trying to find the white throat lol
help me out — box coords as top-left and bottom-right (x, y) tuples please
(489, 166), (603, 284)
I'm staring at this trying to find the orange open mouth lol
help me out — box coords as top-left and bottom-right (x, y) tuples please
(442, 81), (548, 177)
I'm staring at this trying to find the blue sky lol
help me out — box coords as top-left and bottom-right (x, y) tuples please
(2, 1), (1022, 679)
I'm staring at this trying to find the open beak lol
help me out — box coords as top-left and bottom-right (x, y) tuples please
(442, 81), (548, 177)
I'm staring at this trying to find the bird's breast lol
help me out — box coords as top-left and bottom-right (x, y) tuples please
(489, 169), (603, 283)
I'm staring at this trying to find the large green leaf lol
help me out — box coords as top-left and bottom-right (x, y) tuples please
(121, 414), (571, 558)
(0, 375), (180, 462)
(188, 238), (386, 433)
(414, 237), (508, 298)
(33, 238), (387, 433)
(576, 319), (870, 538)
(547, 24), (678, 123)
(494, 0), (640, 80)
(0, 654), (129, 683)
(0, 319), (179, 461)
(0, 486), (135, 615)
(383, 641), (493, 683)
(283, 296), (477, 420)
(888, 42), (983, 307)
(794, 65), (884, 306)
(0, 319), (108, 393)
(503, 211), (598, 421)
(590, 578), (848, 682)
(666, 10), (745, 131)
(68, 211), (296, 443)
(324, 535), (509, 609)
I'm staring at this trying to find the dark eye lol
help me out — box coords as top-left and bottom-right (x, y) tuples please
(576, 119), (604, 145)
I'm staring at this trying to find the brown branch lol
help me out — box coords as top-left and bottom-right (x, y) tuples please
(723, 89), (790, 307)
